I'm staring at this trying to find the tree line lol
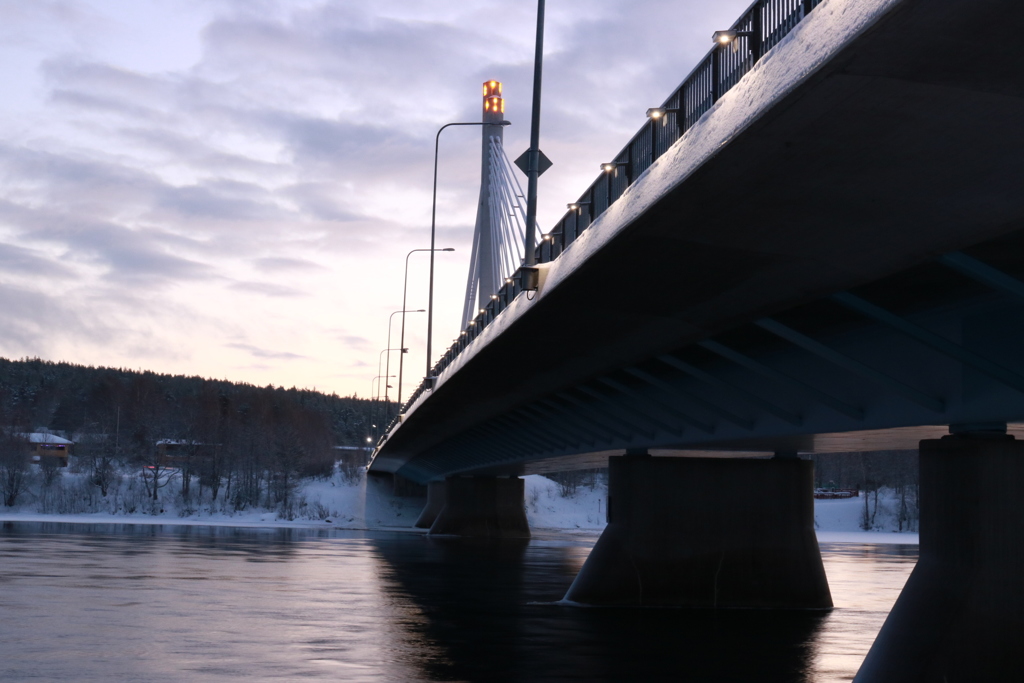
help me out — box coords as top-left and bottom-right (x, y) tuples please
(812, 450), (919, 531)
(0, 357), (376, 509)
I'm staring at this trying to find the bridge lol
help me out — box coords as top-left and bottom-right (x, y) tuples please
(368, 0), (1024, 679)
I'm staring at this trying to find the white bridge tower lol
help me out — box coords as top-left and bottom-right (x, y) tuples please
(461, 81), (529, 328)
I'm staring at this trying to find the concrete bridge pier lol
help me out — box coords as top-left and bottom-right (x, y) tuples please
(855, 429), (1024, 682)
(563, 454), (832, 609)
(427, 476), (531, 538)
(414, 481), (447, 529)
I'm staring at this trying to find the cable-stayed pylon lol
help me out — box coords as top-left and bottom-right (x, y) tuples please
(462, 81), (529, 329)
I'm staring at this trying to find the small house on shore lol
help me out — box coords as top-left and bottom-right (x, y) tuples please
(26, 433), (74, 467)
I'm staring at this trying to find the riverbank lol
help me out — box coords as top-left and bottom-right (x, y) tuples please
(0, 470), (918, 543)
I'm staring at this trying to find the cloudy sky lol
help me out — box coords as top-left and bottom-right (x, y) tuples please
(0, 0), (750, 398)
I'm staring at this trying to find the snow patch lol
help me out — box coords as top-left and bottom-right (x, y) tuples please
(524, 474), (606, 530)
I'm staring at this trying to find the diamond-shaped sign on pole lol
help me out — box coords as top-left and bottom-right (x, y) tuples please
(514, 149), (553, 176)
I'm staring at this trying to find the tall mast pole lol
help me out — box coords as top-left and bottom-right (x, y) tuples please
(523, 0), (545, 267)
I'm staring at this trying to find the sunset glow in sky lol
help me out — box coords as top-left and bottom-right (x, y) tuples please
(0, 0), (750, 397)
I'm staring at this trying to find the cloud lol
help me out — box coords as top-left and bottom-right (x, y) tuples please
(0, 1), (103, 51)
(119, 126), (288, 178)
(0, 241), (65, 274)
(337, 334), (371, 351)
(253, 256), (326, 272)
(225, 342), (305, 360)
(228, 280), (305, 298)
(0, 281), (108, 352)
(0, 202), (213, 287)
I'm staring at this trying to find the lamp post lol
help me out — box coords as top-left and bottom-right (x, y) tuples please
(385, 309), (421, 418)
(400, 248), (452, 405)
(377, 343), (406, 426)
(427, 120), (510, 386)
(370, 374), (385, 438)
(371, 373), (396, 439)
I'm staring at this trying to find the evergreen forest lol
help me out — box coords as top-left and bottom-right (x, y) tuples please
(0, 357), (378, 509)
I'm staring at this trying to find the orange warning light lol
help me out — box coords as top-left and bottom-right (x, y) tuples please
(482, 80), (504, 114)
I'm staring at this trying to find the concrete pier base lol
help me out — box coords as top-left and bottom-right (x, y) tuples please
(563, 456), (832, 608)
(428, 476), (531, 538)
(414, 480), (447, 529)
(854, 434), (1024, 682)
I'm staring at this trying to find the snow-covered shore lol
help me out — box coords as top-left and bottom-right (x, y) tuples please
(0, 471), (918, 544)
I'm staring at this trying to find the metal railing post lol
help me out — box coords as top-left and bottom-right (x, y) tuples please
(712, 51), (721, 102)
(650, 118), (659, 164)
(752, 3), (764, 61)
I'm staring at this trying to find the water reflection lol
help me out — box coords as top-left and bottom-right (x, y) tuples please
(0, 522), (917, 682)
(371, 534), (826, 682)
(809, 543), (918, 681)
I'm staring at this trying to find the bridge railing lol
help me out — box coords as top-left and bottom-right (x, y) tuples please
(386, 0), (824, 438)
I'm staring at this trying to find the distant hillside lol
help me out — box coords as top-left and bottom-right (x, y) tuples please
(0, 358), (383, 508)
(0, 357), (375, 446)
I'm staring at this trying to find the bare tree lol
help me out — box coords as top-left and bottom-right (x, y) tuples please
(39, 456), (62, 488)
(78, 431), (118, 498)
(0, 432), (30, 506)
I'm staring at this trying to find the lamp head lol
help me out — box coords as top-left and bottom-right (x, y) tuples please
(601, 162), (616, 173)
(713, 30), (738, 45)
(646, 107), (666, 119)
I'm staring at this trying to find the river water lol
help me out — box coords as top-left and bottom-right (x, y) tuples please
(0, 522), (916, 682)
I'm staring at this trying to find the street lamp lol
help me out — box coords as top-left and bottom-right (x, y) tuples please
(645, 107), (681, 126)
(712, 29), (754, 46)
(600, 161), (629, 175)
(377, 343), (407, 426)
(385, 308), (421, 413)
(371, 373), (396, 438)
(428, 120), (510, 387)
(400, 248), (452, 405)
